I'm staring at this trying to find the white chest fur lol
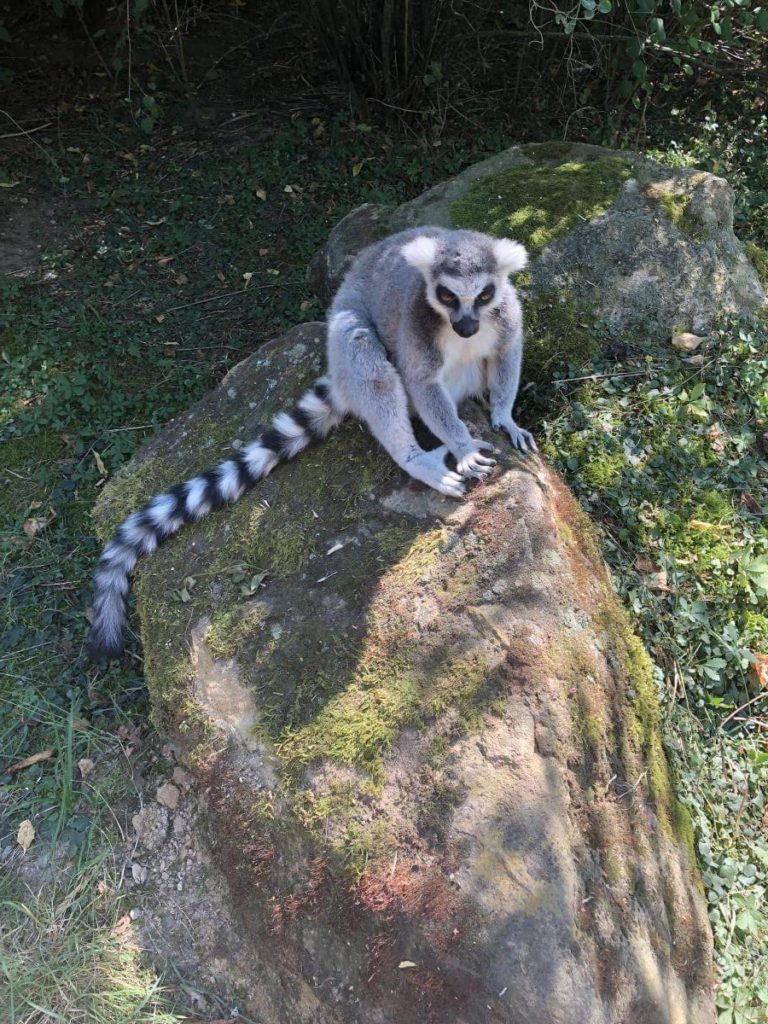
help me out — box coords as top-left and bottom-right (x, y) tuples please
(437, 321), (498, 402)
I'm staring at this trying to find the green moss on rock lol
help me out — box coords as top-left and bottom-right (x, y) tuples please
(745, 241), (768, 288)
(450, 157), (632, 256)
(644, 181), (706, 241)
(522, 292), (601, 387)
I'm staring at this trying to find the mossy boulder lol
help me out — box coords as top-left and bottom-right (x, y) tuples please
(309, 141), (764, 349)
(95, 324), (715, 1023)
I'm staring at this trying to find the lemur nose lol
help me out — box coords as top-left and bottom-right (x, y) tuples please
(454, 316), (479, 338)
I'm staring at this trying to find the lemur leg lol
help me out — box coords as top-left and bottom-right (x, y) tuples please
(328, 314), (466, 498)
(408, 380), (496, 480)
(487, 328), (537, 453)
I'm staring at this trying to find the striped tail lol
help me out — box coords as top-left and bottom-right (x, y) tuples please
(89, 378), (342, 661)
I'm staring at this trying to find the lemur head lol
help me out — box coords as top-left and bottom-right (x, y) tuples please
(401, 230), (528, 339)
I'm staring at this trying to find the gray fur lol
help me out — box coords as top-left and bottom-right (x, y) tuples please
(89, 227), (533, 660)
(327, 226), (534, 497)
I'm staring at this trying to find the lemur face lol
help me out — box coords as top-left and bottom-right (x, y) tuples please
(401, 233), (528, 339)
(432, 274), (496, 338)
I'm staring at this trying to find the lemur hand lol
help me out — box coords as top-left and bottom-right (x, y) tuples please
(492, 416), (538, 454)
(406, 445), (467, 499)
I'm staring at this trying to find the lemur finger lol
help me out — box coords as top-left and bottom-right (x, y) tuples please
(456, 453), (495, 479)
(473, 438), (496, 452)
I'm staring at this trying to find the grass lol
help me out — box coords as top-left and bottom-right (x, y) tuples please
(0, 859), (180, 1024)
(1, 64), (767, 1024)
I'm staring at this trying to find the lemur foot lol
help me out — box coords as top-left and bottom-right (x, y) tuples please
(407, 445), (466, 499)
(492, 417), (538, 454)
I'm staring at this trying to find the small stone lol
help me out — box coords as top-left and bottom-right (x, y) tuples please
(671, 331), (704, 351)
(156, 782), (180, 810)
(172, 767), (191, 788)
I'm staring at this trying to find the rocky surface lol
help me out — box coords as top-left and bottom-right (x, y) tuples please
(96, 323), (715, 1023)
(309, 141), (764, 339)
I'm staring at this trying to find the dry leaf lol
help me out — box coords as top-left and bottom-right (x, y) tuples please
(156, 782), (180, 810)
(741, 493), (763, 515)
(671, 332), (704, 351)
(174, 271), (188, 286)
(156, 254), (174, 265)
(112, 914), (131, 937)
(93, 450), (107, 477)
(635, 557), (660, 574)
(684, 354), (705, 366)
(78, 757), (95, 779)
(131, 862), (148, 884)
(647, 571), (670, 592)
(17, 819), (35, 852)
(748, 653), (768, 690)
(7, 749), (55, 774)
(300, 299), (311, 311)
(689, 520), (729, 532)
(255, 188), (267, 201)
(398, 961), (417, 969)
(23, 508), (57, 539)
(258, 247), (269, 256)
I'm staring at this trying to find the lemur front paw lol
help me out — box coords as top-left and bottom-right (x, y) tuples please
(455, 449), (496, 480)
(492, 417), (538, 454)
(406, 445), (466, 499)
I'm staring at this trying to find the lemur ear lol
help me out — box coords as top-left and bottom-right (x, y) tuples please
(493, 238), (528, 276)
(401, 235), (439, 272)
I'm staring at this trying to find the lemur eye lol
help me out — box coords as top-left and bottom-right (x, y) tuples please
(436, 286), (457, 306)
(477, 285), (495, 305)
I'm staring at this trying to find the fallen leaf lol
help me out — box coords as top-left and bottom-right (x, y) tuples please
(131, 861), (148, 884)
(671, 331), (704, 351)
(258, 248), (269, 256)
(647, 571), (670, 592)
(255, 188), (267, 201)
(156, 254), (174, 265)
(398, 961), (417, 969)
(741, 493), (763, 515)
(689, 520), (729, 532)
(156, 782), (180, 810)
(300, 299), (311, 311)
(112, 914), (131, 937)
(7, 749), (55, 774)
(23, 508), (57, 539)
(17, 819), (35, 852)
(684, 354), (705, 367)
(93, 450), (107, 477)
(77, 757), (95, 779)
(635, 557), (660, 574)
(748, 653), (768, 690)
(173, 271), (188, 286)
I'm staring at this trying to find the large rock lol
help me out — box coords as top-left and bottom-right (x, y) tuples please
(309, 141), (764, 346)
(96, 323), (715, 1023)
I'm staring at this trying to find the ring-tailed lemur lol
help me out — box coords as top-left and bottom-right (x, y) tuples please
(90, 227), (534, 659)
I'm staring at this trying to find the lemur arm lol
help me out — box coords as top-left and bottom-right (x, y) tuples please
(408, 378), (496, 480)
(487, 323), (537, 453)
